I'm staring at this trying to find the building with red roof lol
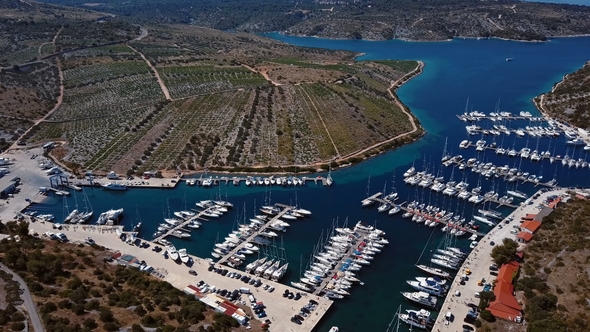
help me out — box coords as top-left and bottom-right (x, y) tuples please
(516, 232), (533, 243)
(487, 262), (522, 322)
(521, 220), (541, 233)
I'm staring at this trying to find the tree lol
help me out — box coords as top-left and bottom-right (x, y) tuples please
(480, 310), (496, 322)
(131, 324), (145, 332)
(83, 318), (97, 329)
(490, 238), (518, 266)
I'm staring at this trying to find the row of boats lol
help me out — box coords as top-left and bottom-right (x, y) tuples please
(399, 249), (467, 330)
(211, 204), (312, 280)
(187, 174), (333, 187)
(465, 124), (561, 137)
(152, 199), (235, 239)
(291, 222), (389, 299)
(402, 163), (529, 203)
(458, 110), (537, 122)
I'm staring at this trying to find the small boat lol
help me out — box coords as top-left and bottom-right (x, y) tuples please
(178, 248), (190, 264)
(166, 245), (179, 261)
(506, 190), (528, 200)
(401, 291), (437, 309)
(101, 182), (127, 191)
(415, 264), (450, 278)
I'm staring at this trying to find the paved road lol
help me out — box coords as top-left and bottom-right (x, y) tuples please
(0, 263), (45, 332)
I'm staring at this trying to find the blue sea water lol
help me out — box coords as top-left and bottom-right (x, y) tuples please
(28, 36), (590, 331)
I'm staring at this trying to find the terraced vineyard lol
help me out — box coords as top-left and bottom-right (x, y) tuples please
(159, 65), (268, 99)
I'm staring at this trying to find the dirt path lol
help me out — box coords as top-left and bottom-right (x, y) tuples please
(299, 87), (340, 158)
(127, 44), (171, 100)
(38, 26), (63, 57)
(241, 64), (283, 86)
(133, 26), (148, 41)
(0, 263), (44, 332)
(10, 58), (65, 150)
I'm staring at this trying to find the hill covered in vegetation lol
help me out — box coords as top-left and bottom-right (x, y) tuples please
(535, 62), (590, 130)
(29, 0), (590, 41)
(0, 221), (248, 332)
(1, 0), (423, 176)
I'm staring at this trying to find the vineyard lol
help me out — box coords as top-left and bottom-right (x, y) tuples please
(159, 65), (268, 99)
(24, 58), (164, 167)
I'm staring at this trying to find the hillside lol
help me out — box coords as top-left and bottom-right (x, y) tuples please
(534, 62), (590, 130)
(0, 221), (258, 332)
(29, 0), (590, 41)
(479, 195), (590, 332)
(1, 0), (423, 176)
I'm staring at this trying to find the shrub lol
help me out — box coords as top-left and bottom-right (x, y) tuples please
(480, 310), (496, 322)
(83, 318), (97, 329)
(10, 321), (25, 331)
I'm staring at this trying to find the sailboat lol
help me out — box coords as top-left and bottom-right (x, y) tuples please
(377, 182), (392, 213)
(132, 205), (142, 232)
(361, 175), (375, 207)
(78, 188), (94, 223)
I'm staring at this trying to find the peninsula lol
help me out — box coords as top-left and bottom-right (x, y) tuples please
(0, 0), (424, 177)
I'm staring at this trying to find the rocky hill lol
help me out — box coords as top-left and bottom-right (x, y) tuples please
(28, 0), (590, 41)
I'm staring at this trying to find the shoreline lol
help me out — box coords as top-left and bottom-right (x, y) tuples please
(272, 30), (590, 43)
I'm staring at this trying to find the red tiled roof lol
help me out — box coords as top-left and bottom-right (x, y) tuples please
(487, 301), (521, 321)
(497, 261), (519, 284)
(548, 197), (562, 208)
(517, 232), (533, 242)
(521, 220), (541, 233)
(489, 262), (522, 321)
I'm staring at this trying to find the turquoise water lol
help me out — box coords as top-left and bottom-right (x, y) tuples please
(29, 36), (590, 331)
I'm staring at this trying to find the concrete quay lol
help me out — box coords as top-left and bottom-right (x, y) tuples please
(430, 188), (566, 331)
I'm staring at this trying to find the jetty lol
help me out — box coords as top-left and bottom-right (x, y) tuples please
(364, 192), (486, 237)
(151, 209), (212, 243)
(216, 204), (294, 265)
(185, 175), (333, 187)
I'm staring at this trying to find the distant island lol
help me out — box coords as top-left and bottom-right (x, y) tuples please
(30, 0), (590, 41)
(534, 61), (590, 130)
(0, 0), (423, 178)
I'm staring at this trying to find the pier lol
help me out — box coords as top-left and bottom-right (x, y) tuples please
(455, 113), (546, 122)
(151, 209), (212, 243)
(186, 175), (333, 187)
(216, 204), (294, 265)
(443, 157), (560, 189)
(364, 192), (486, 237)
(311, 227), (375, 295)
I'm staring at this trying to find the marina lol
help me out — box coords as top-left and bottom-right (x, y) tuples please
(5, 34), (590, 332)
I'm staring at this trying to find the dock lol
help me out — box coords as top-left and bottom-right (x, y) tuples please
(311, 227), (377, 295)
(151, 209), (211, 243)
(455, 114), (546, 122)
(364, 192), (486, 236)
(186, 175), (333, 187)
(443, 156), (560, 189)
(216, 204), (294, 265)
